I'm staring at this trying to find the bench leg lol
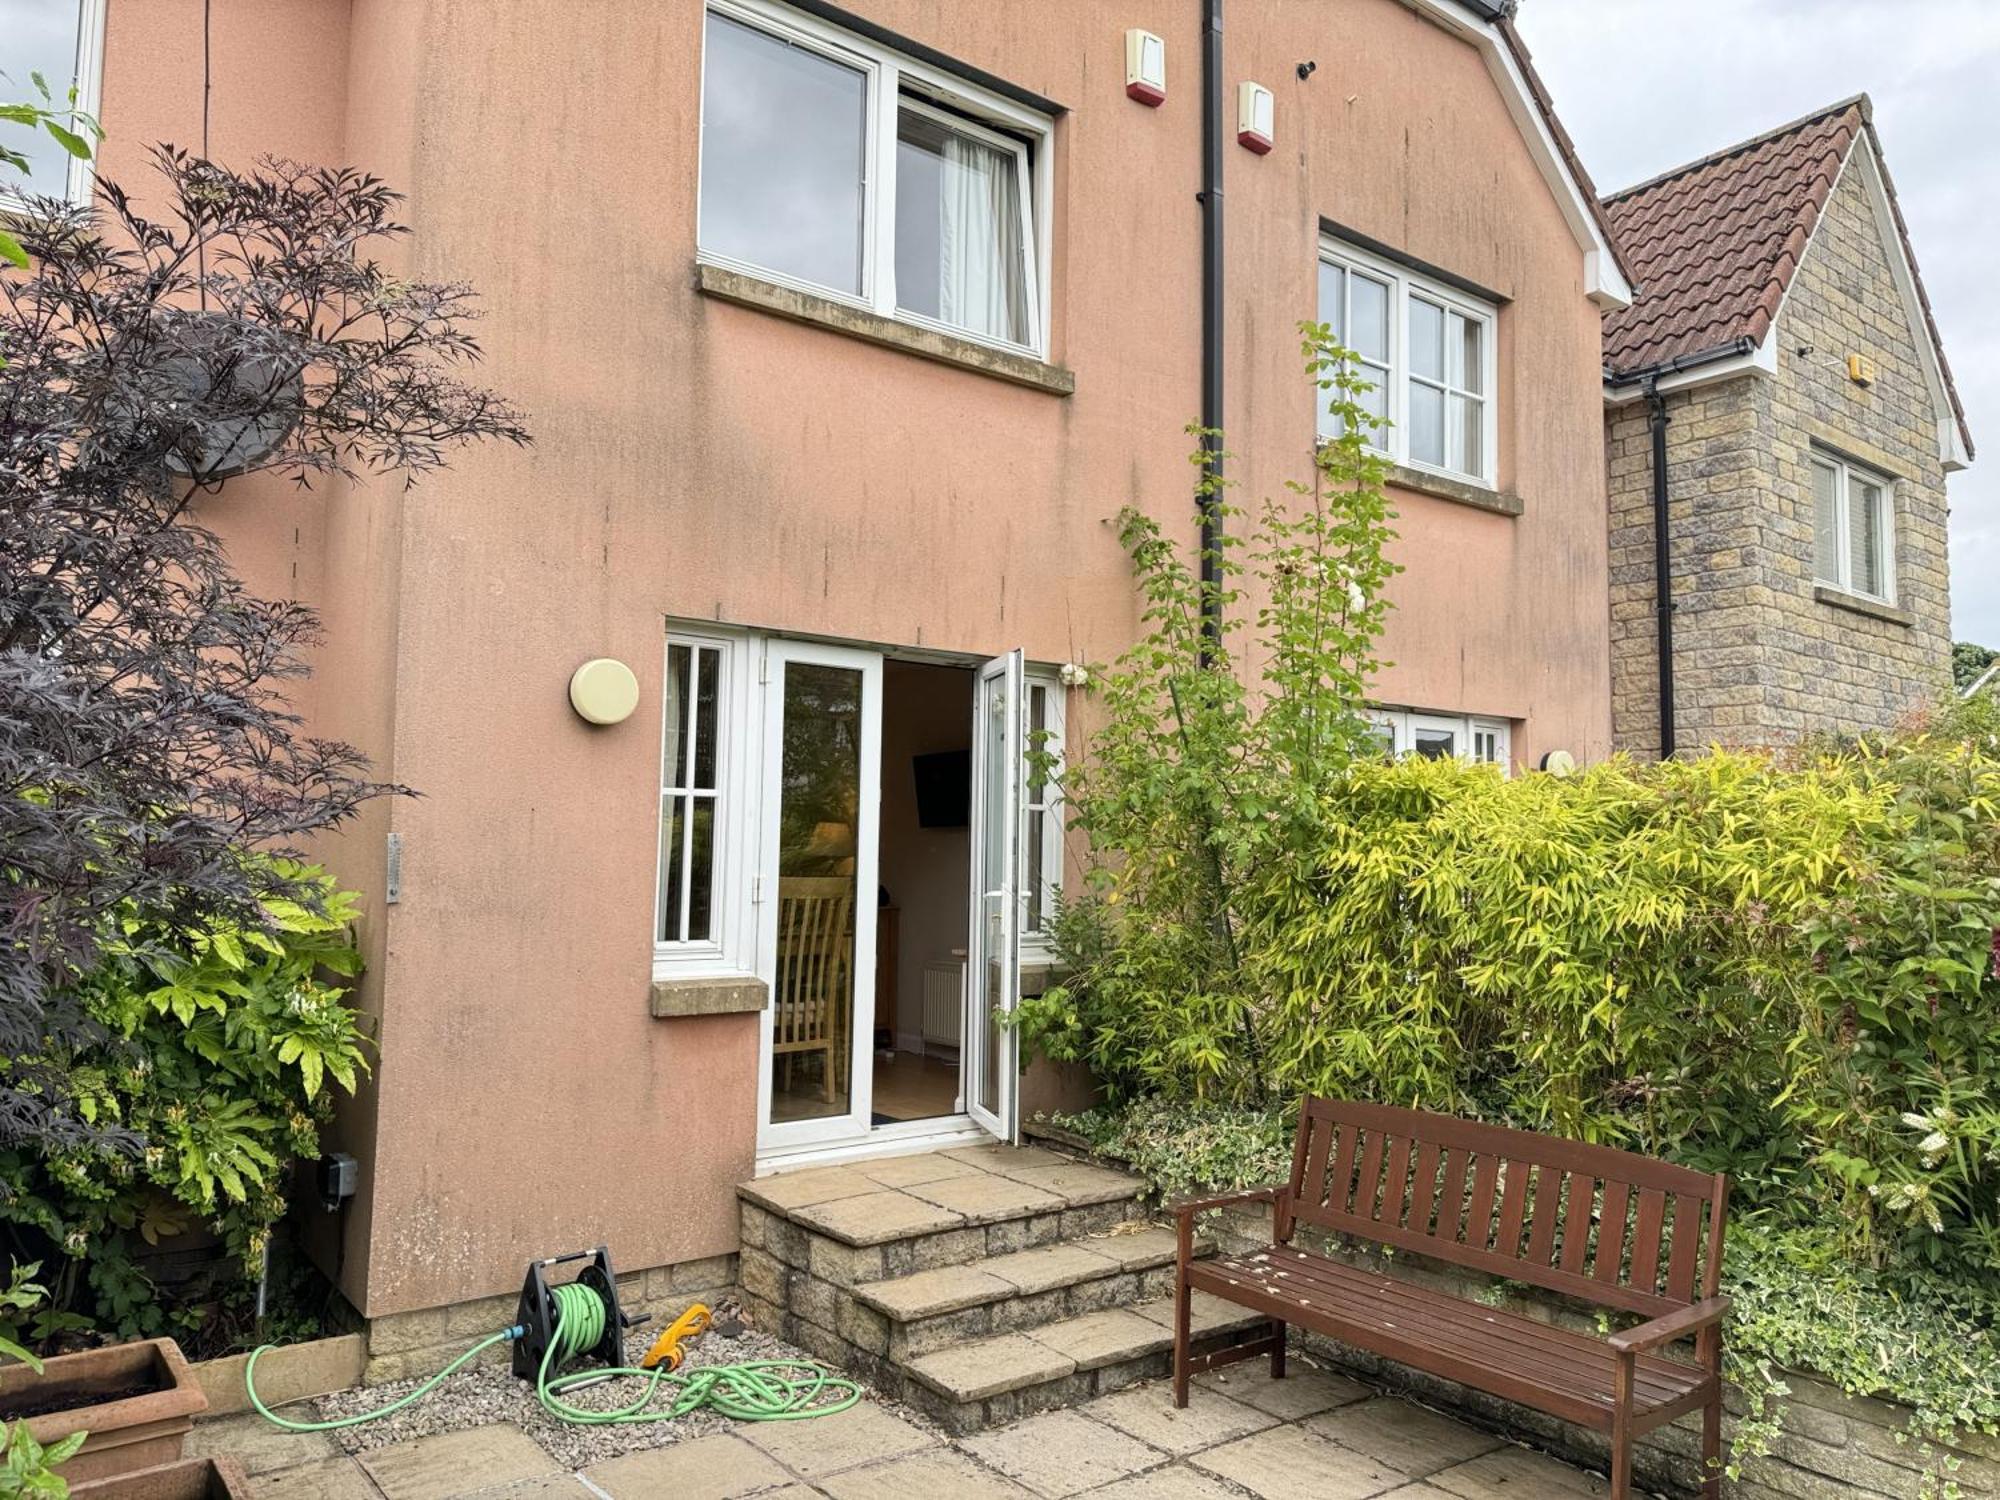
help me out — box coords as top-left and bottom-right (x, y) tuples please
(1610, 1349), (1633, 1500)
(1172, 1216), (1192, 1408)
(1270, 1318), (1286, 1379)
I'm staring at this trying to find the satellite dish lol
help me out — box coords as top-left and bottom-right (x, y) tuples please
(147, 311), (304, 481)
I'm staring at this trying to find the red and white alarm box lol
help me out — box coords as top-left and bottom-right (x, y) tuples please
(1237, 80), (1274, 153)
(1126, 29), (1166, 105)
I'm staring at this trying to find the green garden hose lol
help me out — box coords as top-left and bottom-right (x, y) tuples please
(245, 1279), (861, 1432)
(246, 1329), (518, 1432)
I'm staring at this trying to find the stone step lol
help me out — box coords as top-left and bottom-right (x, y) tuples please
(852, 1225), (1206, 1358)
(894, 1290), (1270, 1435)
(738, 1144), (1149, 1288)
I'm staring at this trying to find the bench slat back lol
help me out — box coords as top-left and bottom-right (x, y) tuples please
(1276, 1097), (1727, 1317)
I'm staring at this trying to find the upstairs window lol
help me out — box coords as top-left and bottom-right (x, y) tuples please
(0, 0), (104, 210)
(698, 0), (1048, 356)
(1812, 450), (1895, 603)
(1317, 237), (1497, 487)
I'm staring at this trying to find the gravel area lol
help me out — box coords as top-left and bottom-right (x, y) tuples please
(313, 1320), (932, 1471)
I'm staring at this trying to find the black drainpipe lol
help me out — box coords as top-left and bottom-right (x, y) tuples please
(1197, 0), (1224, 664)
(1643, 375), (1675, 760)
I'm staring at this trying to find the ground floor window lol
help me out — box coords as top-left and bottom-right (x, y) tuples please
(1367, 707), (1512, 770)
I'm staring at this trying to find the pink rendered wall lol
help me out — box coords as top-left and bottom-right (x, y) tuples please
(94, 0), (1612, 1316)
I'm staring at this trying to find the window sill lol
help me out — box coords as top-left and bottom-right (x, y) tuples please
(1383, 462), (1522, 518)
(649, 973), (768, 1019)
(695, 263), (1075, 397)
(1813, 585), (1913, 627)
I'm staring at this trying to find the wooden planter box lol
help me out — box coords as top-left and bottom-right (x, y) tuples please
(68, 1456), (252, 1499)
(0, 1338), (209, 1484)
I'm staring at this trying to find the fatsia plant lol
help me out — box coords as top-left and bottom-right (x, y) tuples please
(1, 865), (370, 1344)
(0, 147), (529, 1153)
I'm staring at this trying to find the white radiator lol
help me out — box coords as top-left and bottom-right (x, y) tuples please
(921, 962), (964, 1054)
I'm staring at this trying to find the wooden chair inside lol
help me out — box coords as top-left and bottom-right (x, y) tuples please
(773, 876), (855, 1105)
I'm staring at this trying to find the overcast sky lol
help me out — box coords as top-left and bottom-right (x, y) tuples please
(1518, 0), (1996, 647)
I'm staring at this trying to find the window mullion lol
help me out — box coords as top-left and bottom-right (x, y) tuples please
(870, 59), (900, 317)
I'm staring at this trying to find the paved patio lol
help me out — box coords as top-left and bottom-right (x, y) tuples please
(192, 1362), (1615, 1499)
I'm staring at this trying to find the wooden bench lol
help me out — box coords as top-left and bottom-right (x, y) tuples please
(1172, 1097), (1729, 1499)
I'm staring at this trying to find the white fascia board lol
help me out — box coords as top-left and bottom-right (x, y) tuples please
(1602, 337), (1776, 406)
(1844, 135), (1971, 471)
(1411, 0), (1633, 311)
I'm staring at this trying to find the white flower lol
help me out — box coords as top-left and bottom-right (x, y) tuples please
(1059, 662), (1090, 689)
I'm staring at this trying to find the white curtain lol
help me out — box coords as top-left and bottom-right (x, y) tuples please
(938, 131), (1025, 343)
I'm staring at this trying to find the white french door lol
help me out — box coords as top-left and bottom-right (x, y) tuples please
(755, 639), (882, 1154)
(965, 649), (1027, 1143)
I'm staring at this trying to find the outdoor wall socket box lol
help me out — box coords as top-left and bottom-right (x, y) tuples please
(318, 1152), (358, 1212)
(1237, 81), (1274, 153)
(1847, 352), (1878, 387)
(1126, 30), (1166, 105)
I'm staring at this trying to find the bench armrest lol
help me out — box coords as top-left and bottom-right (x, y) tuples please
(1169, 1186), (1280, 1220)
(1607, 1296), (1733, 1356)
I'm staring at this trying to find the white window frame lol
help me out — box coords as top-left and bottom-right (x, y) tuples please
(697, 0), (1053, 359)
(1019, 671), (1065, 961)
(1810, 449), (1898, 605)
(1367, 707), (1512, 773)
(0, 0), (106, 215)
(1317, 236), (1499, 488)
(654, 625), (759, 980)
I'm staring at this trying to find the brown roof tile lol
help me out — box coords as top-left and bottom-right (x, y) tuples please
(1600, 97), (1972, 459)
(1602, 98), (1862, 375)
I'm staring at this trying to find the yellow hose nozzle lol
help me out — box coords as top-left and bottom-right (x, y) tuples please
(639, 1304), (712, 1371)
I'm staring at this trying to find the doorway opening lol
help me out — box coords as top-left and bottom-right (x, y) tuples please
(870, 659), (976, 1125)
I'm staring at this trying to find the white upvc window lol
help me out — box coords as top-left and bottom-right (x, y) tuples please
(1020, 672), (1065, 959)
(0, 0), (105, 212)
(697, 0), (1052, 357)
(655, 627), (757, 977)
(1366, 708), (1512, 772)
(1811, 449), (1897, 604)
(1317, 237), (1498, 487)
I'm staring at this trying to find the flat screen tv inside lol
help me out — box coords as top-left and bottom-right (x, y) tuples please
(912, 750), (971, 829)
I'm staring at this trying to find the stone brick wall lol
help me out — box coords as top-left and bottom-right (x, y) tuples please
(1608, 150), (1955, 755)
(360, 1251), (738, 1385)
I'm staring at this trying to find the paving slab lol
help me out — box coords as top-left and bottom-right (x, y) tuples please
(739, 1166), (882, 1213)
(1131, 1291), (1268, 1340)
(963, 1409), (1168, 1498)
(461, 1479), (599, 1499)
(906, 1332), (1077, 1401)
(1027, 1308), (1165, 1371)
(1077, 1466), (1253, 1500)
(903, 1173), (1069, 1225)
(1427, 1444), (1611, 1496)
(739, 1399), (935, 1477)
(940, 1144), (1074, 1174)
(1083, 1383), (1278, 1456)
(251, 1456), (383, 1500)
(854, 1262), (1017, 1319)
(857, 1152), (989, 1189)
(994, 1162), (1149, 1207)
(582, 1431), (794, 1499)
(791, 1189), (968, 1246)
(1304, 1396), (1502, 1478)
(1196, 1365), (1372, 1421)
(358, 1425), (559, 1500)
(986, 1242), (1122, 1296)
(190, 1412), (339, 1475)
(1188, 1423), (1407, 1500)
(1083, 1225), (1186, 1273)
(817, 1448), (1038, 1498)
